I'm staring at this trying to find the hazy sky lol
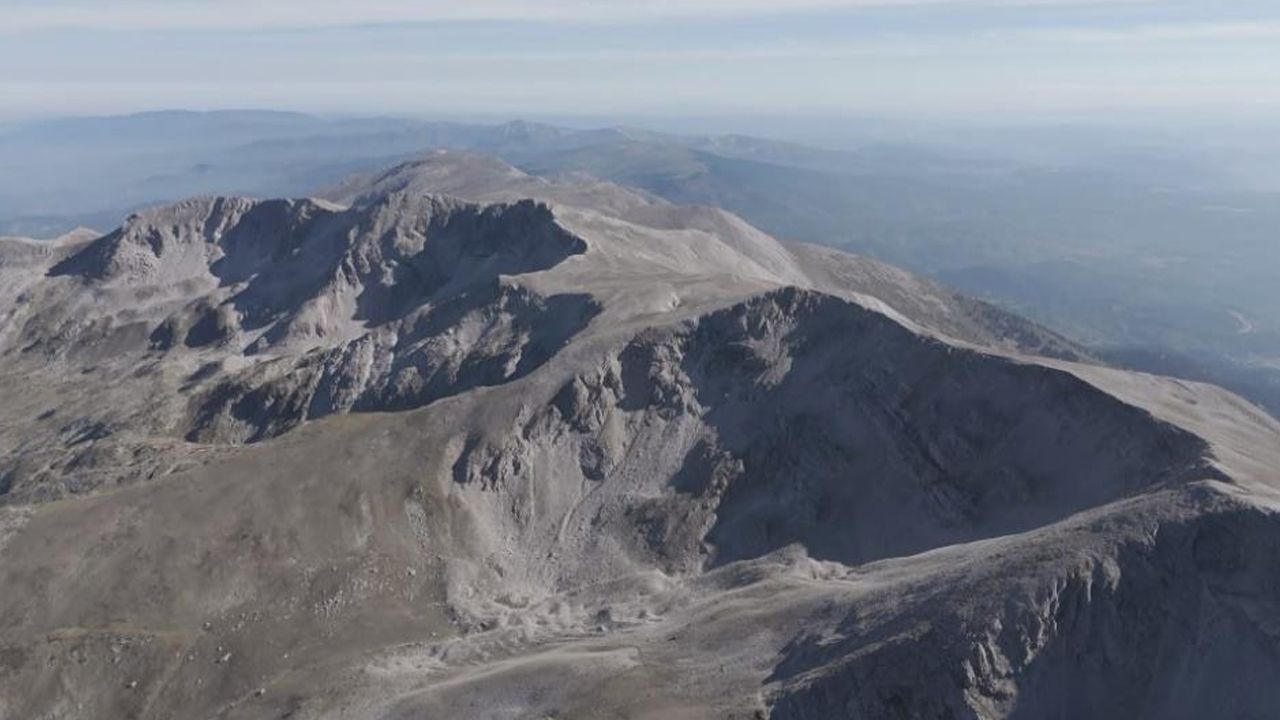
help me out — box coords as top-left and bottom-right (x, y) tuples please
(2, 0), (1279, 120)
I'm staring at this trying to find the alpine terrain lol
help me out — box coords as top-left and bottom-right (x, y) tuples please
(2, 152), (1280, 719)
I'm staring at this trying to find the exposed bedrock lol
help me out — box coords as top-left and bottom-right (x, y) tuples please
(442, 287), (1221, 616)
(768, 496), (1280, 720)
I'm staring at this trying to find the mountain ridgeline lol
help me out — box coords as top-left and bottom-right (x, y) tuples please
(1, 153), (1279, 719)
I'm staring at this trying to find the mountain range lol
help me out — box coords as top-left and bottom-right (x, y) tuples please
(2, 152), (1280, 719)
(3, 111), (1276, 422)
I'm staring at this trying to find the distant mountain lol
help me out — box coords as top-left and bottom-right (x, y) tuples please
(495, 128), (1280, 419)
(3, 153), (1280, 718)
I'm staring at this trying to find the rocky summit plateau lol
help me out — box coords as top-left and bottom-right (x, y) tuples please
(2, 151), (1280, 720)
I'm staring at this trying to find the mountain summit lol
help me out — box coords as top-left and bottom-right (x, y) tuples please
(2, 153), (1279, 719)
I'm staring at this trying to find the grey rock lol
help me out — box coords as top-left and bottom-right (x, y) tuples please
(0, 153), (1278, 720)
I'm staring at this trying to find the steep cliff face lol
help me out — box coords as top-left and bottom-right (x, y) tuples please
(429, 287), (1216, 625)
(42, 193), (586, 357)
(1, 155), (1279, 720)
(188, 281), (597, 443)
(0, 189), (595, 499)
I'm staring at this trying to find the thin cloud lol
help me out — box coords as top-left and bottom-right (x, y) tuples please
(0, 0), (1128, 33)
(1006, 20), (1280, 44)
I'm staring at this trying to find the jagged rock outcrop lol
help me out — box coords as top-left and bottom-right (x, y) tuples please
(189, 282), (598, 443)
(426, 287), (1219, 621)
(44, 193), (586, 355)
(0, 189), (596, 499)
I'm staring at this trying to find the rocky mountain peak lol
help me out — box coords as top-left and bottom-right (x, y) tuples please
(3, 153), (1280, 720)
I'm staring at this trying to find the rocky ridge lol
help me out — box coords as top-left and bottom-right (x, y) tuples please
(0, 153), (1278, 719)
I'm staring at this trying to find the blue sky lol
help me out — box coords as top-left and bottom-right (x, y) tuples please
(2, 0), (1278, 120)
